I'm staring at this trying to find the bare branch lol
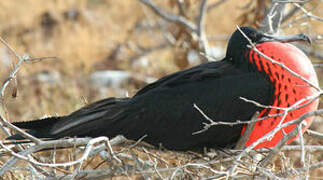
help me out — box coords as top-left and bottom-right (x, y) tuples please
(293, 3), (323, 21)
(192, 103), (216, 135)
(0, 36), (41, 143)
(235, 112), (259, 150)
(196, 0), (209, 54)
(26, 56), (57, 63)
(139, 0), (212, 60)
(258, 124), (299, 167)
(306, 129), (323, 140)
(281, 6), (300, 23)
(1, 137), (110, 167)
(240, 97), (286, 110)
(281, 145), (323, 151)
(139, 0), (197, 33)
(260, 2), (286, 34)
(298, 124), (306, 166)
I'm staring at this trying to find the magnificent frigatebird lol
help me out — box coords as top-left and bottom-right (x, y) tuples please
(8, 27), (319, 150)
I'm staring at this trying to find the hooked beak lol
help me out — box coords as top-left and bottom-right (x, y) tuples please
(259, 33), (312, 45)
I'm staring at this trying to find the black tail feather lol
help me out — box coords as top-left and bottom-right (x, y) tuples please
(7, 97), (130, 140)
(7, 117), (62, 140)
(12, 116), (61, 130)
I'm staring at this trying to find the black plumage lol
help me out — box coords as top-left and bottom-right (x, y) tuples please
(9, 27), (278, 150)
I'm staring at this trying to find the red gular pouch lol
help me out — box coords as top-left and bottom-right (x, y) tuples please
(242, 42), (319, 149)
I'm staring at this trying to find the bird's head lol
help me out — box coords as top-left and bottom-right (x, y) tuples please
(226, 27), (311, 65)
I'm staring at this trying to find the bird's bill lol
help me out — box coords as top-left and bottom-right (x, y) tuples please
(259, 33), (312, 44)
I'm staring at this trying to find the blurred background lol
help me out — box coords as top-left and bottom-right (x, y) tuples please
(0, 0), (323, 178)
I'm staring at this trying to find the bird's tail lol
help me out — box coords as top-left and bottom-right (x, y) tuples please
(7, 116), (62, 140)
(7, 97), (131, 140)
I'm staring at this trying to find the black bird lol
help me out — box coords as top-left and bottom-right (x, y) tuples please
(8, 27), (318, 150)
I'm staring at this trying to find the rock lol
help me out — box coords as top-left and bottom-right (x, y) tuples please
(187, 49), (200, 65)
(89, 70), (131, 88)
(208, 46), (225, 60)
(132, 57), (149, 68)
(34, 70), (61, 84)
(187, 46), (226, 65)
(0, 47), (12, 67)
